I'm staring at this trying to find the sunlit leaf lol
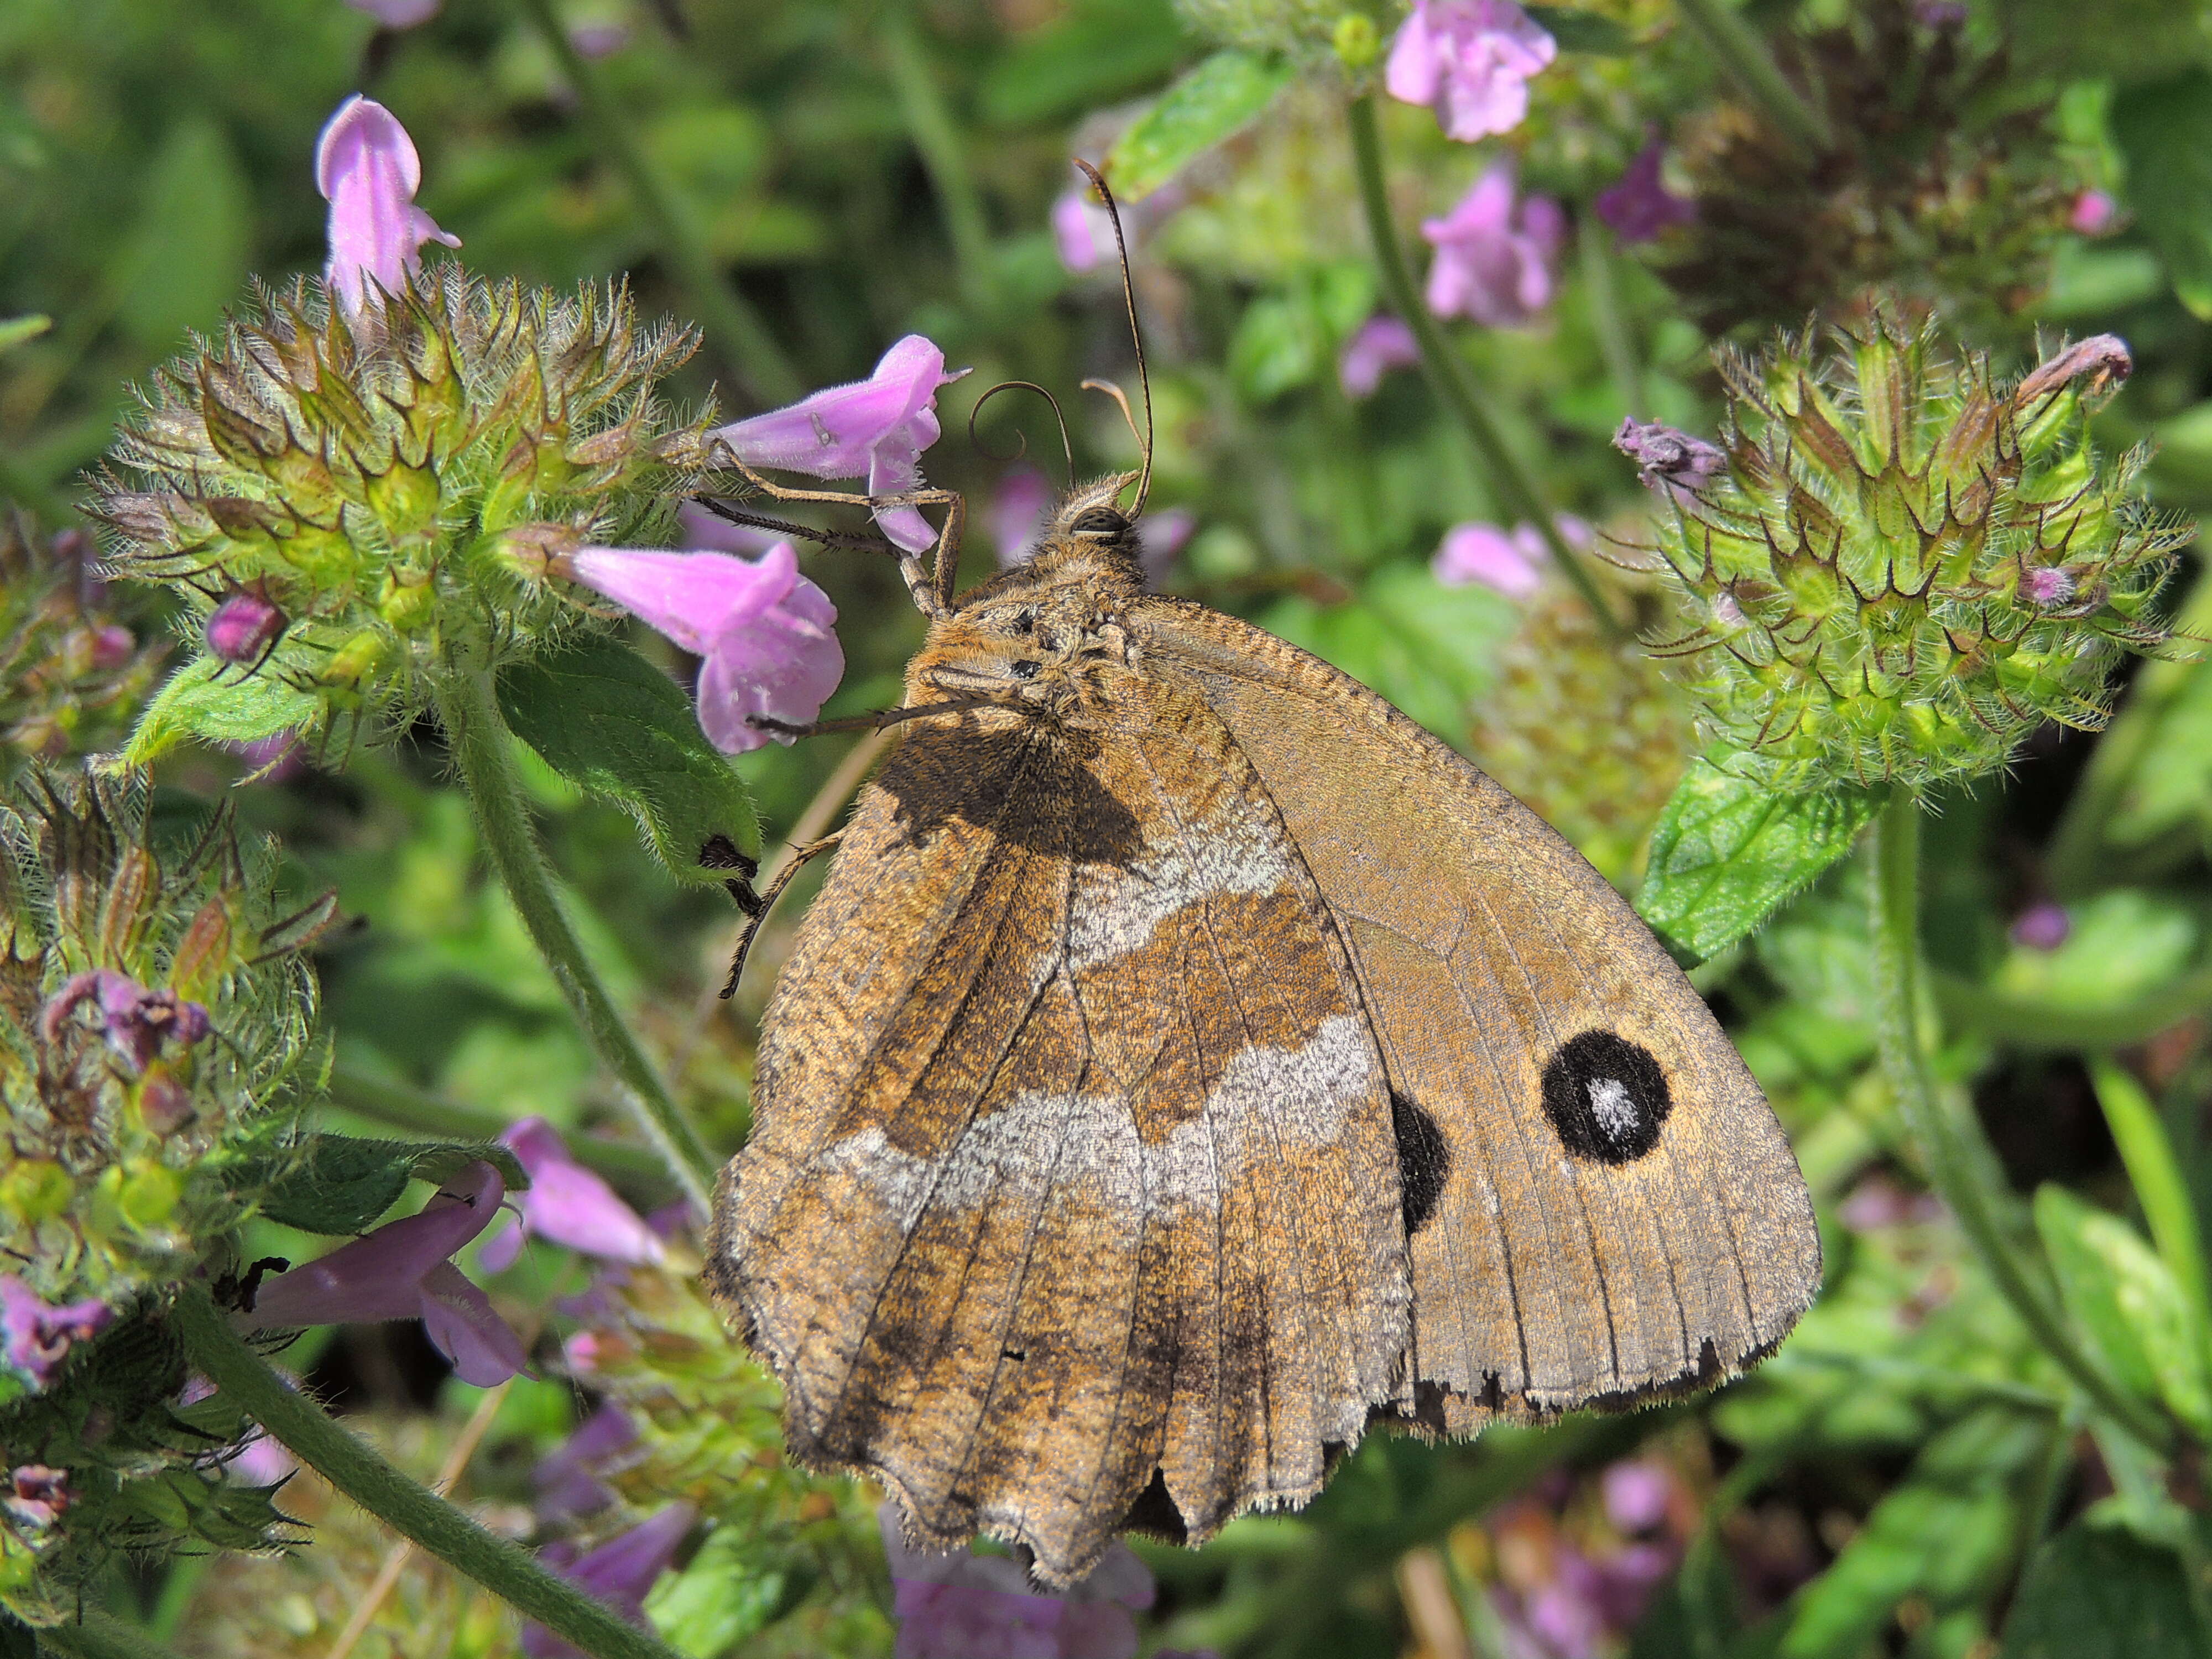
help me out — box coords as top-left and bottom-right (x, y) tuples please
(1106, 50), (1293, 202)
(124, 657), (321, 767)
(2035, 1184), (2211, 1437)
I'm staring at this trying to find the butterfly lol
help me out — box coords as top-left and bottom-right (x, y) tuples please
(700, 474), (1820, 1586)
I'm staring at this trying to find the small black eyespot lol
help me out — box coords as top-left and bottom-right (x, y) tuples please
(1070, 506), (1128, 537)
(1008, 659), (1042, 681)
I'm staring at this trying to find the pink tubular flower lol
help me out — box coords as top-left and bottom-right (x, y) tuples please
(534, 1401), (637, 1520)
(1385, 0), (1557, 142)
(1595, 137), (1697, 245)
(315, 95), (461, 316)
(40, 969), (210, 1072)
(881, 1501), (1154, 1659)
(2071, 190), (2119, 236)
(522, 1504), (697, 1659)
(0, 1279), (112, 1386)
(206, 590), (286, 665)
(6, 1467), (69, 1531)
(708, 335), (968, 554)
(1421, 165), (1566, 327)
(562, 542), (844, 754)
(1339, 315), (1422, 398)
(1434, 520), (1544, 596)
(478, 1118), (664, 1271)
(247, 1161), (528, 1387)
(993, 466), (1056, 568)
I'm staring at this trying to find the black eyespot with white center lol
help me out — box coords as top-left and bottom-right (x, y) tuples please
(1540, 1030), (1671, 1163)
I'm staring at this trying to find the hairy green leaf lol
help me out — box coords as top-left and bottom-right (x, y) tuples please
(2035, 1185), (2211, 1437)
(1107, 50), (1293, 202)
(2000, 1520), (2203, 1659)
(248, 1135), (528, 1237)
(125, 655), (322, 766)
(1635, 760), (1881, 964)
(498, 634), (760, 885)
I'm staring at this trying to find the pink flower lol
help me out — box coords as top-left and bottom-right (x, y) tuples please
(345, 0), (441, 25)
(881, 1501), (1153, 1659)
(2021, 565), (2078, 608)
(1434, 520), (1543, 596)
(1339, 315), (1422, 398)
(1, 1281), (111, 1386)
(1600, 1461), (1675, 1533)
(561, 542), (844, 754)
(2010, 901), (2072, 951)
(478, 1119), (664, 1271)
(315, 95), (461, 317)
(1614, 416), (1728, 496)
(205, 590), (286, 665)
(1385, 0), (1557, 141)
(1053, 189), (1117, 274)
(223, 1431), (297, 1487)
(522, 1504), (696, 1659)
(1421, 165), (1566, 327)
(246, 1161), (528, 1387)
(2071, 190), (2119, 236)
(6, 1467), (69, 1531)
(1595, 137), (1696, 244)
(993, 466), (1056, 568)
(40, 969), (210, 1072)
(1139, 507), (1194, 585)
(82, 624), (135, 672)
(709, 335), (968, 554)
(533, 1401), (637, 1520)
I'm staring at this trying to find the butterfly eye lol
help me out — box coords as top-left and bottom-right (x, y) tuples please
(1006, 608), (1037, 635)
(1069, 506), (1128, 538)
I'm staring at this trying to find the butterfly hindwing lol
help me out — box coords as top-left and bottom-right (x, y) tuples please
(1133, 597), (1823, 1432)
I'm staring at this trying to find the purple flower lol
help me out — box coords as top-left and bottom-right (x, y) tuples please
(2072, 189), (2119, 236)
(345, 0), (441, 25)
(1601, 1460), (1674, 1534)
(6, 1467), (69, 1531)
(881, 1501), (1152, 1659)
(1139, 507), (1194, 585)
(478, 1119), (664, 1271)
(1053, 189), (1117, 274)
(1837, 1172), (1948, 1231)
(675, 500), (785, 556)
(993, 466), (1056, 569)
(83, 624), (135, 672)
(1339, 315), (1422, 398)
(1386, 0), (1557, 141)
(1595, 137), (1696, 245)
(222, 730), (307, 783)
(2011, 901), (2072, 951)
(222, 1430), (297, 1486)
(315, 95), (460, 317)
(523, 1504), (696, 1659)
(1421, 165), (1566, 327)
(1614, 416), (1728, 496)
(708, 335), (968, 555)
(1435, 520), (1545, 597)
(205, 590), (286, 665)
(561, 542), (844, 754)
(0, 1279), (112, 1385)
(533, 1401), (637, 1520)
(40, 969), (210, 1072)
(247, 1161), (528, 1387)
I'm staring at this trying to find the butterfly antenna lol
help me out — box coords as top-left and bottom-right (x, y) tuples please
(1072, 158), (1152, 519)
(969, 379), (1076, 488)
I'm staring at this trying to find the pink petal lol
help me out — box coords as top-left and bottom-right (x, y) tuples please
(1139, 508), (1194, 585)
(1434, 521), (1542, 596)
(248, 1162), (507, 1329)
(1052, 190), (1114, 274)
(1339, 315), (1421, 398)
(523, 1505), (697, 1659)
(315, 96), (457, 314)
(506, 1126), (665, 1264)
(1384, 3), (1443, 106)
(418, 1261), (529, 1386)
(695, 567), (846, 753)
(477, 1214), (525, 1274)
(566, 545), (796, 657)
(710, 334), (961, 481)
(993, 466), (1055, 568)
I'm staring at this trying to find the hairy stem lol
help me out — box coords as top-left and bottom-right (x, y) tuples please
(172, 1289), (684, 1659)
(1869, 789), (2173, 1449)
(882, 10), (996, 304)
(1671, 0), (1833, 156)
(430, 660), (717, 1214)
(515, 0), (801, 404)
(1347, 91), (1623, 637)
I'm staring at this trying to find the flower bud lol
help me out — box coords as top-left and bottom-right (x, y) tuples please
(205, 591), (286, 665)
(1333, 12), (1379, 67)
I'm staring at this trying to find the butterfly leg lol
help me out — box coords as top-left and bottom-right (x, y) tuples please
(710, 450), (961, 620)
(720, 831), (843, 1000)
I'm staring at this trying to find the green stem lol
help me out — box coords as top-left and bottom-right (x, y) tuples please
(1347, 91), (1624, 638)
(1578, 217), (1646, 422)
(881, 11), (996, 304)
(429, 660), (717, 1215)
(515, 0), (801, 405)
(172, 1289), (685, 1659)
(30, 1611), (189, 1659)
(2045, 567), (2212, 898)
(2090, 1060), (2212, 1337)
(1869, 788), (2174, 1450)
(326, 1056), (679, 1208)
(1671, 0), (1833, 156)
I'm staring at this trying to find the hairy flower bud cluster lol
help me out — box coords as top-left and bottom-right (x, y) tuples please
(1626, 317), (2188, 790)
(0, 520), (160, 773)
(87, 264), (705, 745)
(0, 772), (333, 1334)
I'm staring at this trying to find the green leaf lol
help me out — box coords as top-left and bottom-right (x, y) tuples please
(980, 0), (1190, 126)
(644, 1524), (810, 1656)
(0, 315), (49, 353)
(2034, 1184), (2212, 1437)
(247, 1135), (529, 1237)
(125, 656), (323, 767)
(1524, 5), (1634, 53)
(1106, 50), (1293, 202)
(1634, 760), (1881, 965)
(113, 114), (253, 352)
(2111, 71), (2212, 320)
(2000, 1520), (2204, 1659)
(497, 634), (760, 885)
(1992, 890), (2200, 1014)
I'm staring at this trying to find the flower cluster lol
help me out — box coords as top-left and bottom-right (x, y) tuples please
(0, 771), (333, 1339)
(1421, 164), (1564, 328)
(1624, 317), (2187, 789)
(0, 520), (161, 773)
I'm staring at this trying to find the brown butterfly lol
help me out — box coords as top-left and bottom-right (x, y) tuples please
(701, 184), (1819, 1589)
